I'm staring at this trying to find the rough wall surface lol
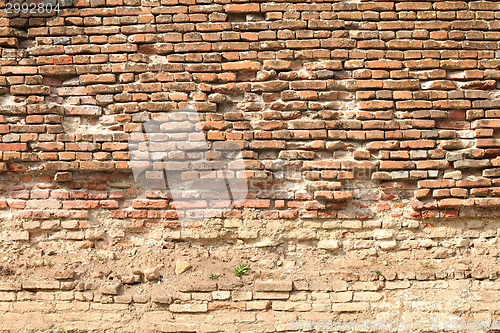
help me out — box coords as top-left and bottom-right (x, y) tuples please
(0, 0), (500, 332)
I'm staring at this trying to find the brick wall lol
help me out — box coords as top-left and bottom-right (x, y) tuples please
(1, 0), (500, 331)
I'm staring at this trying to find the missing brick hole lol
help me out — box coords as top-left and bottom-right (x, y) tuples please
(227, 13), (266, 22)
(492, 129), (500, 139)
(0, 94), (26, 108)
(217, 102), (238, 113)
(4, 30), (29, 48)
(227, 13), (246, 22)
(62, 116), (114, 135)
(246, 13), (265, 21)
(9, 19), (29, 32)
(18, 37), (35, 49)
(228, 13), (265, 22)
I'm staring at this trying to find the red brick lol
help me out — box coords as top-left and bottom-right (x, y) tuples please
(366, 141), (399, 150)
(0, 143), (27, 151)
(249, 141), (285, 149)
(132, 200), (168, 209)
(477, 139), (500, 148)
(396, 101), (433, 110)
(400, 140), (435, 149)
(80, 161), (115, 171)
(233, 200), (271, 209)
(62, 201), (99, 209)
(379, 161), (415, 170)
(224, 3), (259, 13)
(396, 2), (432, 10)
(416, 160), (449, 169)
(334, 191), (353, 201)
(438, 198), (474, 208)
(222, 61), (261, 72)
(418, 180), (456, 189)
(456, 179), (492, 188)
(475, 198), (500, 207)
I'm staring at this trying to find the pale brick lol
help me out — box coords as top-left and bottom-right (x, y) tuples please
(353, 292), (383, 302)
(272, 301), (312, 311)
(385, 281), (411, 289)
(246, 300), (271, 310)
(169, 303), (208, 313)
(99, 282), (121, 295)
(22, 281), (60, 290)
(351, 281), (383, 291)
(212, 291), (231, 300)
(132, 295), (150, 303)
(332, 302), (369, 312)
(114, 295), (132, 304)
(0, 292), (16, 302)
(0, 283), (21, 291)
(330, 291), (353, 303)
(253, 292), (290, 300)
(191, 292), (212, 301)
(255, 280), (293, 292)
(331, 280), (348, 291)
(232, 291), (252, 301)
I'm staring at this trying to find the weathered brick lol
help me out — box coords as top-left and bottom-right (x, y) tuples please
(255, 280), (293, 292)
(224, 3), (259, 13)
(332, 302), (369, 312)
(169, 304), (208, 313)
(22, 281), (60, 290)
(0, 283), (21, 291)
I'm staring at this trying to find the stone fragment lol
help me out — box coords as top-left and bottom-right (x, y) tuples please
(144, 266), (161, 281)
(122, 275), (141, 284)
(175, 260), (191, 275)
(152, 295), (173, 304)
(54, 270), (75, 280)
(100, 282), (121, 295)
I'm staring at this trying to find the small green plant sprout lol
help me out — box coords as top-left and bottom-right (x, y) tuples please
(58, 327), (73, 333)
(234, 263), (250, 277)
(209, 273), (221, 280)
(27, 260), (53, 268)
(420, 261), (435, 268)
(375, 270), (382, 276)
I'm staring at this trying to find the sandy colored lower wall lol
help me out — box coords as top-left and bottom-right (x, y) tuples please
(0, 237), (498, 332)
